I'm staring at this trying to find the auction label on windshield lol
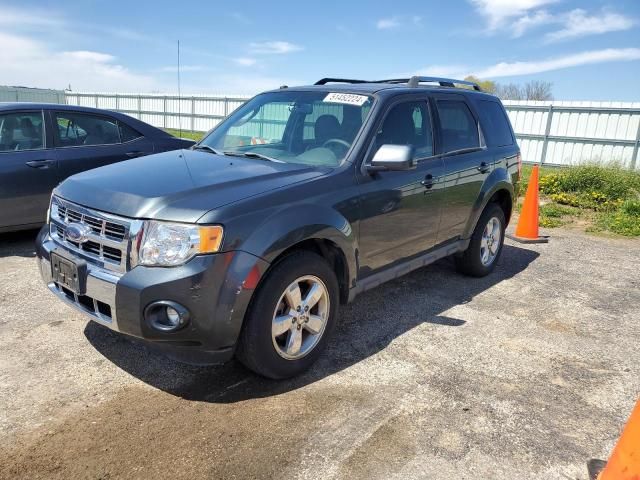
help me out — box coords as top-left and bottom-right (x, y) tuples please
(323, 93), (368, 106)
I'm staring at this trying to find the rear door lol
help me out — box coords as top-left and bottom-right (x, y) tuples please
(432, 93), (493, 243)
(0, 110), (61, 229)
(50, 110), (154, 179)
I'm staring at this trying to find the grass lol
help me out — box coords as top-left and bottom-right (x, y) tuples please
(519, 163), (640, 237)
(165, 128), (205, 142)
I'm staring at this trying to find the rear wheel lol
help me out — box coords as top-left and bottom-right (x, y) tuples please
(455, 203), (506, 277)
(236, 251), (339, 379)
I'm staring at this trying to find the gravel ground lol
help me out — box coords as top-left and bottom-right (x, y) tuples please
(0, 227), (638, 480)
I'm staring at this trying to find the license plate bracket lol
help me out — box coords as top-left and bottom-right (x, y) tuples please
(51, 252), (87, 295)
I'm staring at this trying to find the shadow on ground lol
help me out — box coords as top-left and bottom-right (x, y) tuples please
(85, 244), (539, 403)
(0, 229), (39, 259)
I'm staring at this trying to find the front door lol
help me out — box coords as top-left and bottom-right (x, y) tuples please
(357, 98), (445, 274)
(0, 110), (61, 229)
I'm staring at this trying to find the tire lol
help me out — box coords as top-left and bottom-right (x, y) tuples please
(455, 203), (506, 277)
(236, 251), (339, 379)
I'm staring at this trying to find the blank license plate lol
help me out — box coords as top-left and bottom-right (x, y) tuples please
(51, 253), (86, 295)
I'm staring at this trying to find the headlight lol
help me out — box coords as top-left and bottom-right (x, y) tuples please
(137, 221), (223, 267)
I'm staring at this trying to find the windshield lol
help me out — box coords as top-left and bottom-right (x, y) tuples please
(198, 90), (374, 166)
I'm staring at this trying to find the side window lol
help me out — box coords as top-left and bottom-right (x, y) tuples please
(0, 111), (44, 152)
(119, 122), (142, 142)
(477, 100), (513, 147)
(436, 100), (480, 153)
(376, 101), (433, 159)
(54, 112), (120, 147)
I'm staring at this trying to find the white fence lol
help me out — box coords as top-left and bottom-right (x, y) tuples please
(1, 86), (65, 104)
(503, 100), (640, 170)
(65, 93), (640, 170)
(65, 92), (249, 134)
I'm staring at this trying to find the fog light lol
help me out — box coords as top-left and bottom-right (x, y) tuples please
(166, 307), (180, 326)
(144, 301), (190, 332)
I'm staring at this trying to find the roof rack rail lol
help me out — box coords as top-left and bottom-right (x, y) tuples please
(376, 76), (482, 91)
(314, 78), (371, 85)
(314, 76), (482, 91)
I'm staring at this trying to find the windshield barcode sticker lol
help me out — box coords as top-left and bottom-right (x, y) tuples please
(323, 93), (368, 106)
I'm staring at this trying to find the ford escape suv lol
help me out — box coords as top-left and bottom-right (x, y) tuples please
(36, 76), (521, 379)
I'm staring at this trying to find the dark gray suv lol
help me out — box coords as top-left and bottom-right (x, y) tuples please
(36, 76), (521, 379)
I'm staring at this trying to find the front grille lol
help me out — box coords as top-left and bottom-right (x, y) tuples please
(57, 204), (126, 241)
(50, 197), (133, 273)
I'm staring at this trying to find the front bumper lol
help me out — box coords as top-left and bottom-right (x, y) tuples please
(36, 227), (269, 364)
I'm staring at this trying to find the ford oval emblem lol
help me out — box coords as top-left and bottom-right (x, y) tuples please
(65, 222), (92, 244)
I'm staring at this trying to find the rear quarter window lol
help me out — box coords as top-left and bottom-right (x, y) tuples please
(119, 122), (142, 142)
(477, 100), (514, 147)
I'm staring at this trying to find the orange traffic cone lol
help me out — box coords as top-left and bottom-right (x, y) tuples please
(597, 399), (640, 480)
(506, 164), (549, 243)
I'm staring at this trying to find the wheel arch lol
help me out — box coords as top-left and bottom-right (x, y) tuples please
(238, 204), (358, 305)
(462, 168), (515, 239)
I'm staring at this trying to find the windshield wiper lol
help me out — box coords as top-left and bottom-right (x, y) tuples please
(223, 151), (284, 163)
(192, 144), (223, 155)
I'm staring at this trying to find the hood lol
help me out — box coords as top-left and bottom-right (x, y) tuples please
(55, 149), (327, 222)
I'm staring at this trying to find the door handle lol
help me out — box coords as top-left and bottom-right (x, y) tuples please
(421, 174), (434, 189)
(25, 160), (56, 169)
(126, 151), (145, 158)
(477, 162), (490, 174)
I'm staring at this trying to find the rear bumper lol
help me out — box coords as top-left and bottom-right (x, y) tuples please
(36, 226), (269, 364)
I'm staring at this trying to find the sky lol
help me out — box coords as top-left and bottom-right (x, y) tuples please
(1, 0), (639, 100)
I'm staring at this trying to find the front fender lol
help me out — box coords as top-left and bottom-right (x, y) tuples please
(462, 167), (514, 239)
(224, 203), (358, 289)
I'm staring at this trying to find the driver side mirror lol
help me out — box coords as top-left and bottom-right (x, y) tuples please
(367, 144), (415, 172)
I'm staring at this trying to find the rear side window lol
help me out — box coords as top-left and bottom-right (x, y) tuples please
(435, 100), (479, 153)
(119, 122), (142, 142)
(54, 112), (120, 147)
(477, 100), (514, 147)
(0, 111), (45, 152)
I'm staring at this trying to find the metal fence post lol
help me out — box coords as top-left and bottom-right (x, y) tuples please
(95, 94), (99, 108)
(115, 94), (119, 111)
(224, 97), (229, 116)
(539, 105), (554, 164)
(191, 97), (195, 132)
(163, 96), (168, 129)
(631, 117), (640, 170)
(137, 95), (142, 120)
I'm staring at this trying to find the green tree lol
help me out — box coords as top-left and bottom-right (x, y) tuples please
(464, 75), (497, 94)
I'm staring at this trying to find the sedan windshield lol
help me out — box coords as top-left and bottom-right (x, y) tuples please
(197, 90), (374, 166)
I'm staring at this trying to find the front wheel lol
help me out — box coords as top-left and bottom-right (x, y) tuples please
(455, 203), (506, 277)
(236, 251), (339, 379)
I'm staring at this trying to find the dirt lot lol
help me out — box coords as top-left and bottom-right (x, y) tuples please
(0, 227), (638, 480)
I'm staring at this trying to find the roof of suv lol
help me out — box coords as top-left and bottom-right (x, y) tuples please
(270, 76), (496, 93)
(272, 76), (499, 100)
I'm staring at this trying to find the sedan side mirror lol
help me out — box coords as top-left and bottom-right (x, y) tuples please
(368, 144), (415, 172)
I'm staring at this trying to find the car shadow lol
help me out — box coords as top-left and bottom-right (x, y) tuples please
(0, 229), (39, 258)
(84, 243), (540, 403)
